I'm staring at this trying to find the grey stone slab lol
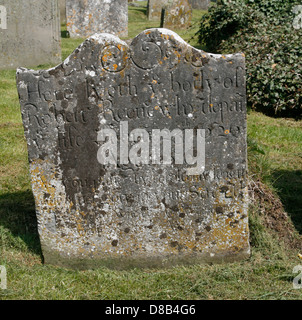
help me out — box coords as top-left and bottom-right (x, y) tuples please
(147, 0), (168, 20)
(188, 0), (210, 10)
(58, 0), (66, 24)
(17, 29), (250, 270)
(0, 0), (61, 70)
(160, 0), (192, 29)
(66, 0), (128, 38)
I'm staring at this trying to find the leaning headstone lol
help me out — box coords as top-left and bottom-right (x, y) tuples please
(17, 29), (250, 269)
(147, 0), (168, 20)
(188, 0), (210, 10)
(66, 0), (128, 38)
(0, 0), (61, 70)
(160, 0), (192, 29)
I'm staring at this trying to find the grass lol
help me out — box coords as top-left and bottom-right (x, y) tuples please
(0, 2), (302, 300)
(247, 112), (302, 235)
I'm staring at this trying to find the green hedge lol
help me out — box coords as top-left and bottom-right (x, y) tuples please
(197, 0), (302, 117)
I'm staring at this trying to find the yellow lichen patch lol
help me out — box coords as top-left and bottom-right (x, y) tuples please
(174, 50), (181, 58)
(113, 64), (118, 71)
(119, 69), (125, 78)
(160, 34), (170, 40)
(203, 217), (248, 253)
(30, 161), (57, 207)
(77, 223), (85, 233)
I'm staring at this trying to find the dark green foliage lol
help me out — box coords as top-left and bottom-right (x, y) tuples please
(197, 0), (302, 117)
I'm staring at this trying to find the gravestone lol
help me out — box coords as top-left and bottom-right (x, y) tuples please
(188, 0), (210, 10)
(160, 0), (192, 29)
(59, 0), (66, 24)
(0, 0), (61, 70)
(66, 0), (128, 38)
(17, 29), (250, 270)
(147, 0), (168, 20)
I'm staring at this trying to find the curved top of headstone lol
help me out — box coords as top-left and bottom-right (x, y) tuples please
(17, 28), (243, 76)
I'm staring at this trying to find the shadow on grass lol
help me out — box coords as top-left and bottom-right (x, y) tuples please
(272, 169), (302, 234)
(129, 5), (147, 15)
(0, 190), (42, 257)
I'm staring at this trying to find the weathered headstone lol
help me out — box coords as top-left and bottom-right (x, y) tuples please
(66, 0), (128, 38)
(188, 0), (210, 10)
(147, 0), (168, 20)
(17, 29), (250, 270)
(0, 0), (61, 70)
(160, 0), (192, 29)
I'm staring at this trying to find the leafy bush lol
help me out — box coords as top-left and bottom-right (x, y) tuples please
(197, 0), (302, 117)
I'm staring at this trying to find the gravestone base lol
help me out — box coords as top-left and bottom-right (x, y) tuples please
(42, 245), (250, 270)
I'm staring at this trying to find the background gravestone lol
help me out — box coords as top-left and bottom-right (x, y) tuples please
(0, 0), (61, 70)
(17, 29), (250, 270)
(58, 0), (66, 24)
(66, 0), (128, 38)
(188, 0), (210, 10)
(160, 0), (192, 29)
(147, 0), (168, 20)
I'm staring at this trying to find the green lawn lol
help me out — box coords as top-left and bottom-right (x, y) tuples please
(0, 2), (302, 300)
